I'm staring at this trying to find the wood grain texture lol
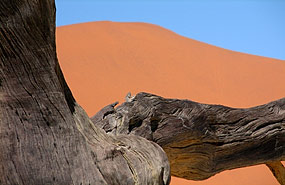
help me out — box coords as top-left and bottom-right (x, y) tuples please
(0, 1), (170, 184)
(1, 0), (284, 184)
(92, 92), (285, 181)
(266, 162), (285, 185)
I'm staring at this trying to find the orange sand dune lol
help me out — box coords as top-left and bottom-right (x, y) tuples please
(56, 21), (285, 185)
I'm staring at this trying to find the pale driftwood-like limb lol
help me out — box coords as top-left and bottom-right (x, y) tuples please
(93, 92), (285, 181)
(266, 161), (285, 185)
(0, 1), (170, 184)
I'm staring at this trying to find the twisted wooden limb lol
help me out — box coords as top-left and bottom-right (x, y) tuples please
(266, 161), (285, 185)
(0, 1), (170, 184)
(92, 92), (285, 182)
(2, 0), (284, 184)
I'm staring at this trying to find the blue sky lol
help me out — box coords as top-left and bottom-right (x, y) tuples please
(55, 0), (285, 60)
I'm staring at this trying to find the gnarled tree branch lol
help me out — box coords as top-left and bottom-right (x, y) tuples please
(1, 0), (284, 184)
(266, 161), (285, 185)
(0, 1), (170, 184)
(92, 92), (285, 182)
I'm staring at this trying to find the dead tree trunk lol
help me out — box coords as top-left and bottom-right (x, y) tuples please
(0, 1), (170, 184)
(1, 0), (284, 185)
(92, 92), (285, 183)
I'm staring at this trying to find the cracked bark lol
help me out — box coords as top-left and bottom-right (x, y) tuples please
(266, 162), (285, 185)
(92, 92), (285, 184)
(0, 1), (170, 184)
(1, 0), (284, 184)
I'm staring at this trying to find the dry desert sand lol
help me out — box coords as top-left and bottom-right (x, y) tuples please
(56, 21), (285, 185)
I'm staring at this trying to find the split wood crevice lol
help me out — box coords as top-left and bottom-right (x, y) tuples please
(0, 0), (284, 184)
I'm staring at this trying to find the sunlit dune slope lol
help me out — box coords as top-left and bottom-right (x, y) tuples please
(56, 21), (285, 185)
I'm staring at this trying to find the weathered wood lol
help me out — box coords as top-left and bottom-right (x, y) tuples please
(93, 92), (285, 181)
(266, 161), (285, 185)
(0, 1), (170, 184)
(1, 0), (284, 184)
